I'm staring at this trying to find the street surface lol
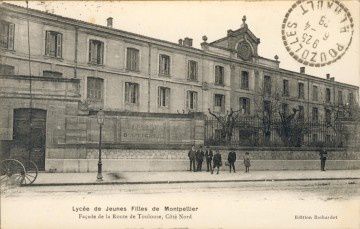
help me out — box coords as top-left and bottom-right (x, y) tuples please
(1, 179), (359, 228)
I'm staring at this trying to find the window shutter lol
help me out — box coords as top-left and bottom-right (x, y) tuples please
(45, 31), (51, 55)
(56, 33), (62, 58)
(186, 91), (189, 109)
(187, 61), (190, 79)
(221, 95), (225, 112)
(99, 42), (104, 65)
(125, 83), (129, 103)
(194, 92), (198, 110)
(165, 88), (170, 107)
(158, 87), (161, 106)
(126, 49), (131, 70)
(89, 41), (93, 63)
(159, 55), (162, 74)
(8, 23), (15, 50)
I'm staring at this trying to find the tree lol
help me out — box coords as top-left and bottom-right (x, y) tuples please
(207, 108), (242, 143)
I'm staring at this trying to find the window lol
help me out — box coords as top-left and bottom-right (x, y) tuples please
(264, 75), (271, 95)
(338, 90), (343, 105)
(126, 48), (140, 71)
(325, 109), (331, 125)
(312, 85), (318, 101)
(263, 100), (271, 119)
(186, 91), (198, 110)
(43, 70), (62, 77)
(312, 133), (318, 142)
(281, 103), (289, 116)
(326, 88), (331, 103)
(158, 87), (170, 108)
(125, 82), (139, 104)
(215, 65), (224, 86)
(298, 105), (304, 121)
(159, 54), (170, 76)
(312, 107), (319, 123)
(87, 77), (104, 102)
(298, 82), (305, 99)
(239, 97), (250, 114)
(214, 94), (225, 112)
(283, 79), (289, 97)
(0, 20), (14, 50)
(188, 60), (198, 81)
(349, 92), (354, 105)
(0, 64), (14, 75)
(241, 71), (249, 90)
(45, 31), (62, 58)
(89, 40), (104, 65)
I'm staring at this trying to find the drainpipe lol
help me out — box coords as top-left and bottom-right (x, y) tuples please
(147, 43), (151, 112)
(74, 26), (78, 78)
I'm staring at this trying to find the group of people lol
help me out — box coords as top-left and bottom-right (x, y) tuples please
(188, 145), (251, 174)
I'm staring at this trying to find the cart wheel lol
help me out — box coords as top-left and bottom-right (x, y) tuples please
(0, 159), (26, 185)
(23, 161), (38, 184)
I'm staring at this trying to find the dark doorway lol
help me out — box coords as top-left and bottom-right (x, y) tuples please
(12, 109), (46, 170)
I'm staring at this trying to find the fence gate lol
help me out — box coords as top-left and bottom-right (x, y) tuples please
(12, 108), (46, 170)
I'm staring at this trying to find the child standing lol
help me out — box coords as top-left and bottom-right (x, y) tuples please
(243, 152), (251, 173)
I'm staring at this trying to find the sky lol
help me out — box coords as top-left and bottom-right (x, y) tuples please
(7, 0), (360, 87)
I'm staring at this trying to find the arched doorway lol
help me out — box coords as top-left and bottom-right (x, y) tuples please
(12, 108), (46, 170)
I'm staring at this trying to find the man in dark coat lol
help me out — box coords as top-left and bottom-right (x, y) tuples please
(188, 145), (196, 172)
(205, 146), (213, 172)
(195, 146), (205, 171)
(212, 150), (222, 174)
(227, 150), (236, 173)
(319, 148), (328, 171)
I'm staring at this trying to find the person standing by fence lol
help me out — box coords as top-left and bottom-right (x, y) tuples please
(188, 145), (196, 172)
(212, 150), (222, 174)
(243, 152), (251, 173)
(195, 145), (205, 171)
(319, 148), (328, 171)
(227, 149), (236, 173)
(205, 146), (213, 172)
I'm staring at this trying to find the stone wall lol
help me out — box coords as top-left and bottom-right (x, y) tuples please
(45, 148), (360, 172)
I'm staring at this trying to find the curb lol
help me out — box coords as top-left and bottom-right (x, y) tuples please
(22, 177), (360, 187)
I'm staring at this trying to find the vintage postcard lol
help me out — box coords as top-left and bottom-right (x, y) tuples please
(0, 0), (359, 228)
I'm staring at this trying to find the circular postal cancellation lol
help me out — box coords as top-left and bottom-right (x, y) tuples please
(281, 0), (354, 67)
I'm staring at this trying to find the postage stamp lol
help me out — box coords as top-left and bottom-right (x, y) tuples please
(281, 0), (354, 67)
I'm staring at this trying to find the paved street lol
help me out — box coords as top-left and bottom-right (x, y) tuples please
(1, 179), (360, 228)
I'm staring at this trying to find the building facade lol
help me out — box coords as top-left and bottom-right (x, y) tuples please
(1, 3), (359, 171)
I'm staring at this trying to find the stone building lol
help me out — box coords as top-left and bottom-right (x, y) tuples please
(1, 3), (359, 172)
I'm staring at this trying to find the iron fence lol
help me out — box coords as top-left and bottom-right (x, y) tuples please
(204, 116), (348, 148)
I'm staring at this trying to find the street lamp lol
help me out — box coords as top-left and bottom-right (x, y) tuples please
(96, 109), (105, 181)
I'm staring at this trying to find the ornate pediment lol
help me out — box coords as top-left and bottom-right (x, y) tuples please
(208, 16), (260, 61)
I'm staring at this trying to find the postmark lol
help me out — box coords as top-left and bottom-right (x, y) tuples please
(281, 0), (354, 67)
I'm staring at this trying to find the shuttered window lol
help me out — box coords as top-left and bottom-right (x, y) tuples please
(45, 31), (62, 58)
(241, 71), (249, 90)
(186, 91), (198, 110)
(126, 48), (139, 71)
(215, 65), (224, 86)
(159, 54), (170, 76)
(312, 85), (318, 101)
(89, 40), (104, 65)
(214, 94), (225, 112)
(0, 20), (15, 50)
(125, 82), (139, 104)
(87, 77), (104, 102)
(188, 60), (198, 81)
(239, 97), (250, 114)
(298, 82), (305, 99)
(283, 80), (289, 97)
(158, 87), (170, 108)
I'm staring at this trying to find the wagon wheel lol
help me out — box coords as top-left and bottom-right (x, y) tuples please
(0, 159), (26, 185)
(23, 161), (38, 184)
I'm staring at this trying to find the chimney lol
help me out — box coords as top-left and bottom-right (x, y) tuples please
(330, 77), (335, 81)
(183, 37), (193, 47)
(300, 67), (305, 74)
(178, 39), (183, 45)
(107, 17), (113, 28)
(326, 73), (330, 80)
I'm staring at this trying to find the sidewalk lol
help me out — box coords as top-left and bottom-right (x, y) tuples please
(26, 170), (360, 186)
